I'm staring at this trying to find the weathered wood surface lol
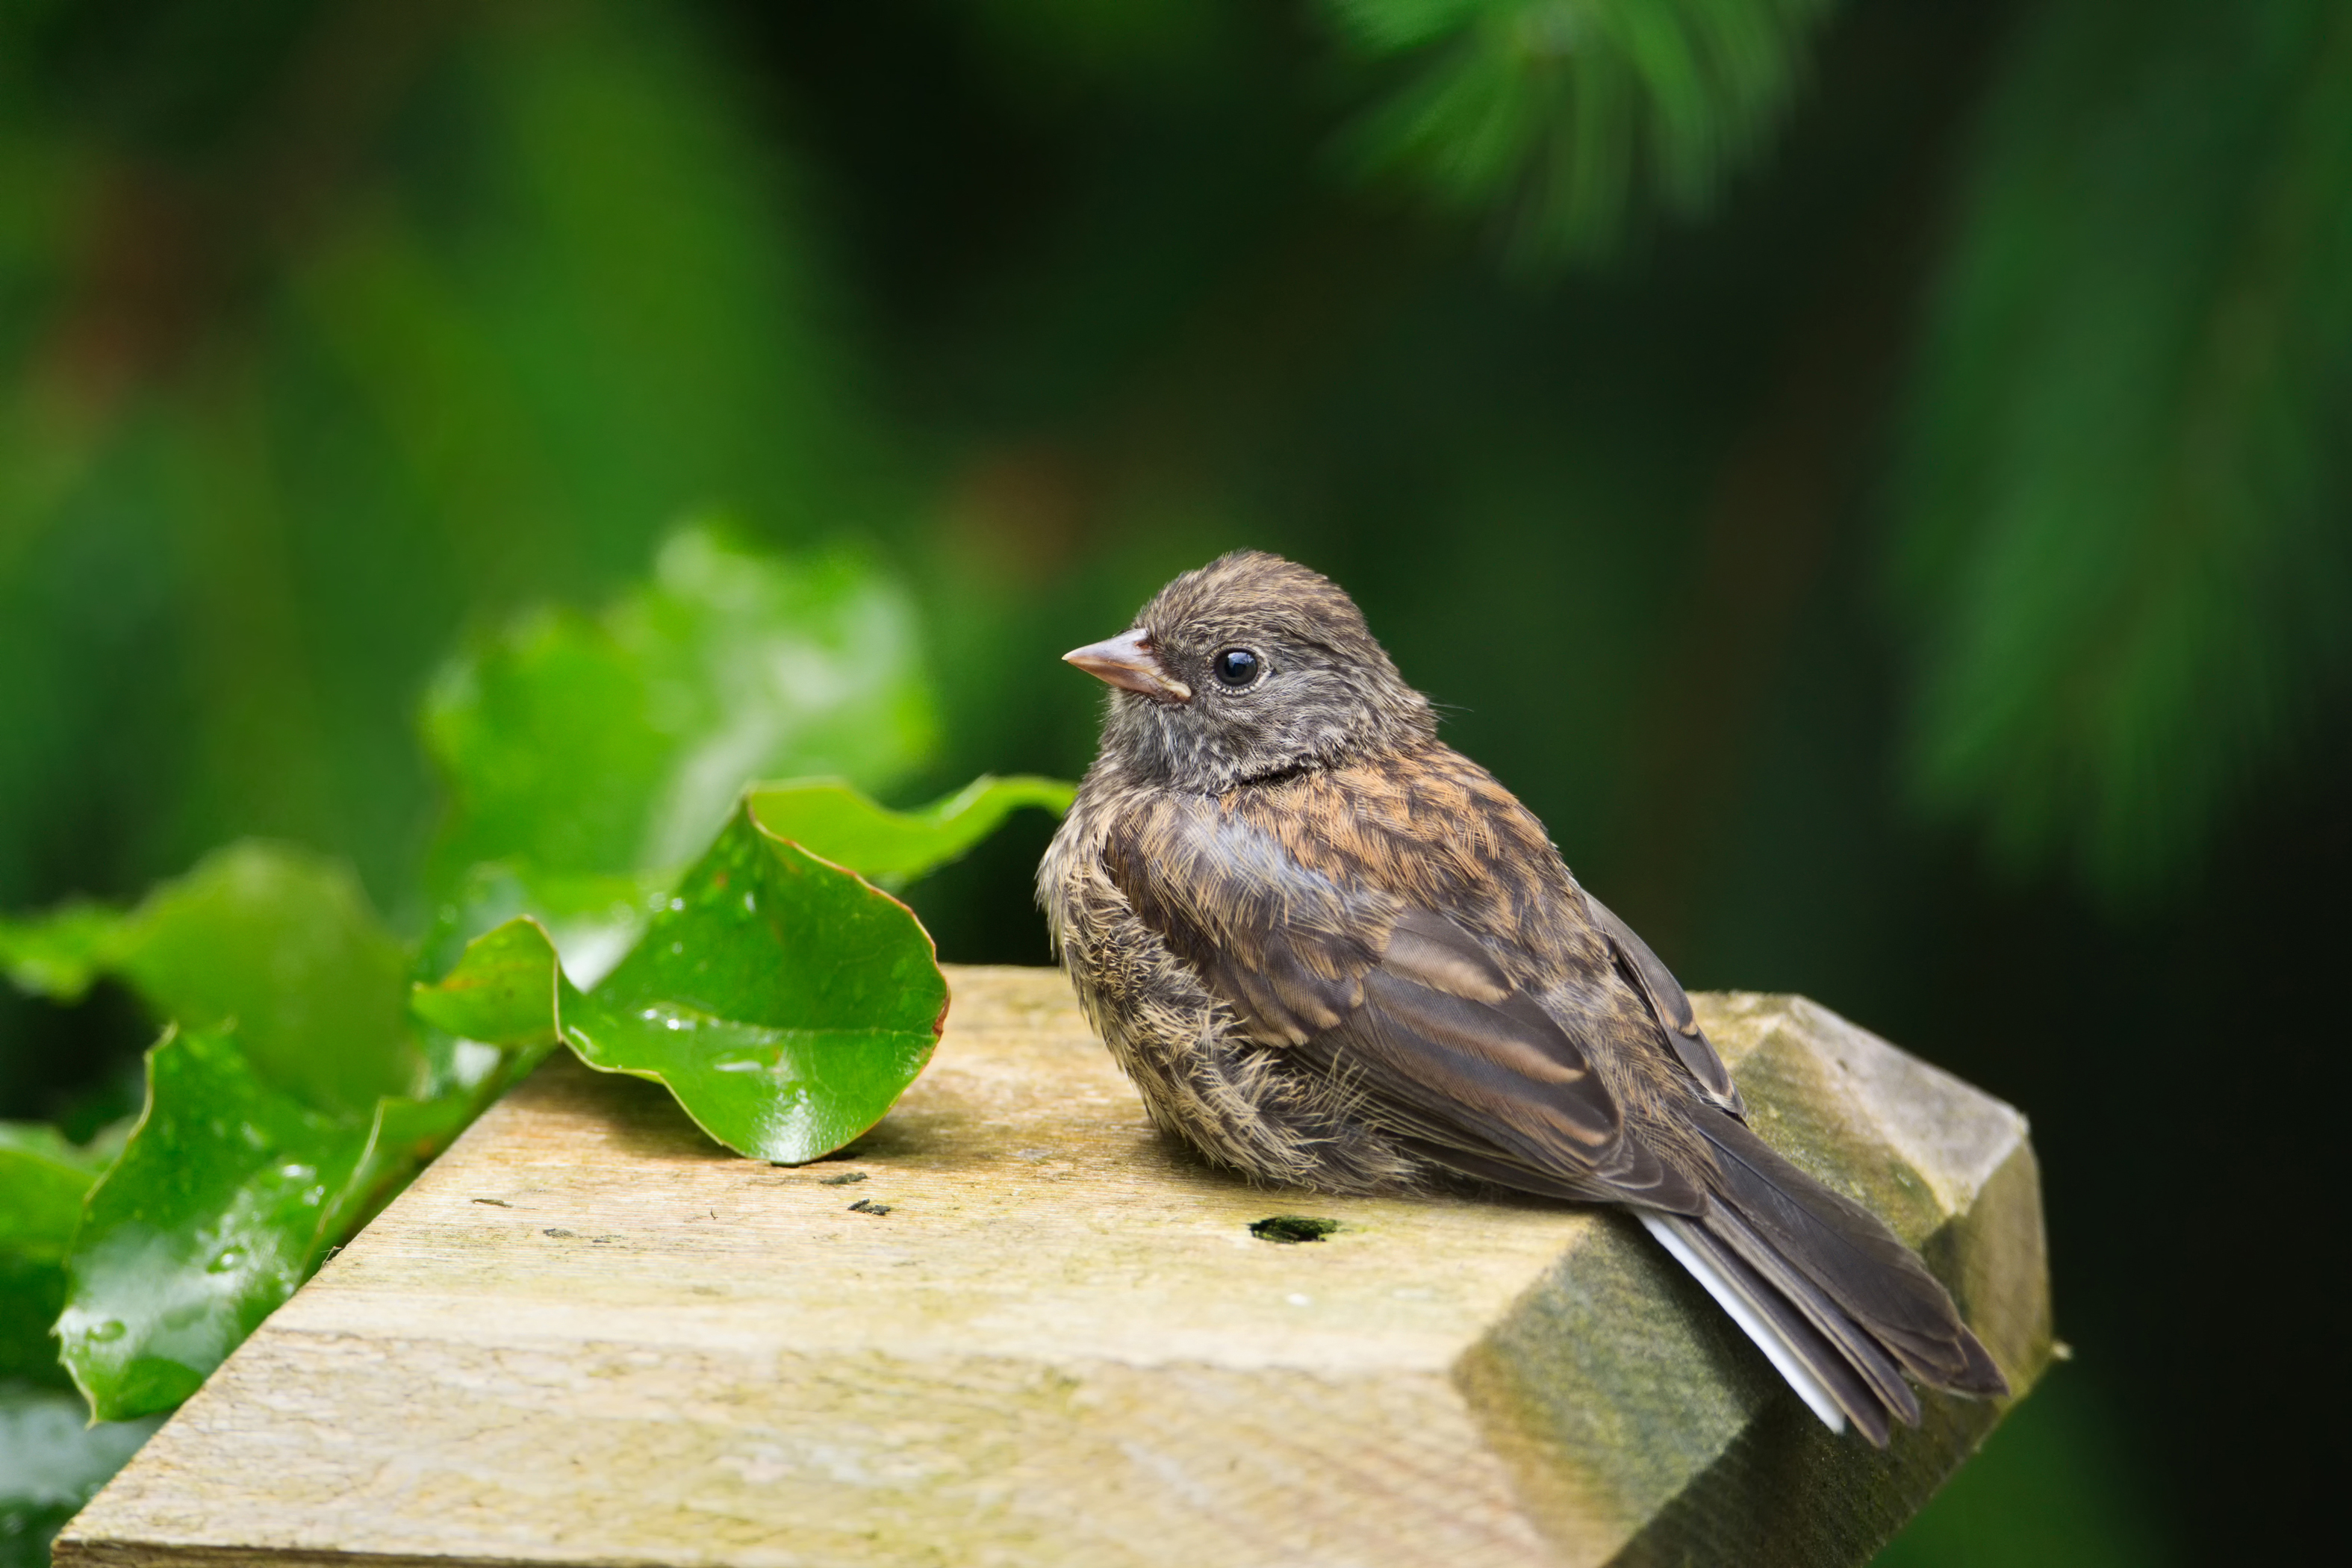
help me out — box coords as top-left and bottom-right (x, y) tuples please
(59, 965), (2050, 1568)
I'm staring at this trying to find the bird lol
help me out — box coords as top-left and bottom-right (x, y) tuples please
(1037, 549), (2008, 1446)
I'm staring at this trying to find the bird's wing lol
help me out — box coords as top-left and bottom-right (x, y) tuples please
(1581, 892), (1745, 1116)
(1101, 789), (1702, 1210)
(1100, 788), (1385, 1046)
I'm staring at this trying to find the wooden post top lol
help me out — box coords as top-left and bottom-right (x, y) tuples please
(59, 965), (2050, 1568)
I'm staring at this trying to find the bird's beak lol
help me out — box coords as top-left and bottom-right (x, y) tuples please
(1063, 628), (1192, 703)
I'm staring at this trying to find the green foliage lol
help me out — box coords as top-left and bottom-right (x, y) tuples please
(0, 843), (473, 1417)
(573, 806), (945, 1163)
(426, 529), (935, 883)
(1325, 0), (1841, 263)
(1890, 0), (2352, 900)
(747, 775), (1077, 889)
(0, 0), (881, 911)
(1, 845), (416, 1116)
(48, 1015), (514, 1422)
(57, 1025), (374, 1417)
(0, 841), (538, 1418)
(0, 523), (1057, 1425)
(422, 528), (936, 982)
(407, 918), (566, 1051)
(426, 805), (950, 1165)
(116, 847), (419, 1116)
(5, 836), (539, 1422)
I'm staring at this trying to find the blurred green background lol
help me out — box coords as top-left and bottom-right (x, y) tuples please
(6, 1), (2348, 1561)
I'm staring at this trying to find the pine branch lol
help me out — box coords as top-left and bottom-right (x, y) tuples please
(1888, 0), (2352, 903)
(1322, 0), (1843, 264)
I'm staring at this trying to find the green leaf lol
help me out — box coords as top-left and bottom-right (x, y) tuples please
(567, 802), (945, 1163)
(0, 1126), (110, 1387)
(745, 774), (1075, 888)
(111, 843), (418, 1116)
(410, 916), (567, 1050)
(0, 900), (126, 1004)
(55, 1026), (367, 1420)
(2, 843), (418, 1116)
(52, 1011), (542, 1423)
(2, 850), (505, 1415)
(0, 1382), (164, 1568)
(423, 527), (937, 936)
(1325, 0), (1841, 264)
(419, 861), (673, 995)
(423, 809), (947, 1165)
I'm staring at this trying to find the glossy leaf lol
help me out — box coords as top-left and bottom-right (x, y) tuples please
(56, 1026), (365, 1419)
(424, 810), (948, 1165)
(49, 1006), (550, 1423)
(423, 528), (936, 943)
(567, 803), (946, 1162)
(0, 1383), (164, 1568)
(745, 774), (1075, 887)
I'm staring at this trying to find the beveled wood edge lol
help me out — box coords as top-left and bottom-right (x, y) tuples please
(54, 1545), (623, 1568)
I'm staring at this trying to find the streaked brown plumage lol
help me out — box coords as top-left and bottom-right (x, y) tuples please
(1039, 550), (2007, 1445)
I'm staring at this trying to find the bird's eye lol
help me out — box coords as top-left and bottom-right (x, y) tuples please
(1212, 647), (1261, 688)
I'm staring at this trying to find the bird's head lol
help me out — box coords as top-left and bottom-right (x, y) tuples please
(1064, 550), (1436, 791)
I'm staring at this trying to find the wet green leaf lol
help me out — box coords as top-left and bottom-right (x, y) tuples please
(55, 1025), (367, 1420)
(0, 900), (126, 1004)
(0, 1382), (164, 1568)
(423, 529), (937, 959)
(568, 804), (945, 1162)
(423, 808), (947, 1165)
(745, 774), (1074, 887)
(1, 852), (507, 1415)
(49, 1014), (541, 1424)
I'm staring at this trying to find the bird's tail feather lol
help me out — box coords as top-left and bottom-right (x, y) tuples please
(1640, 1212), (1861, 1437)
(1643, 1114), (2009, 1447)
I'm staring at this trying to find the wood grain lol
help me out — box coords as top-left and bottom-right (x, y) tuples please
(57, 967), (2050, 1568)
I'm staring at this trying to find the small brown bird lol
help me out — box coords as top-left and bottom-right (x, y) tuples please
(1039, 550), (2007, 1445)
